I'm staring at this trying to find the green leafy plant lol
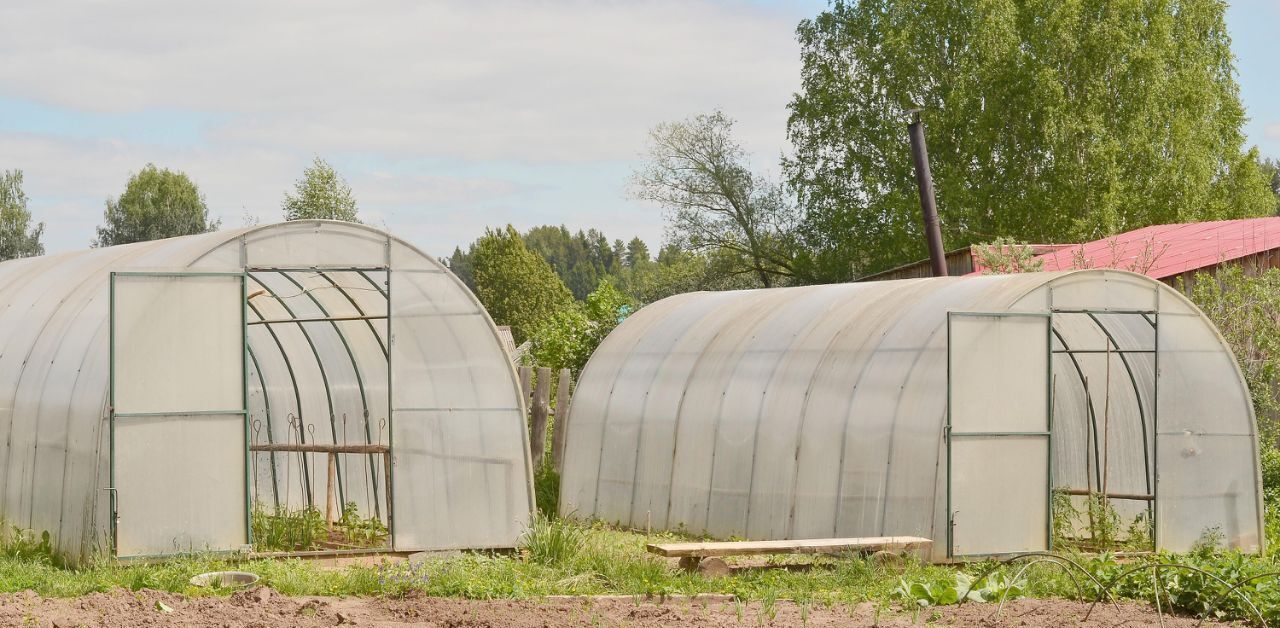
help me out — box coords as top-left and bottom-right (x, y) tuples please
(895, 572), (1025, 607)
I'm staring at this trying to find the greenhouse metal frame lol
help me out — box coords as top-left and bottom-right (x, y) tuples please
(0, 221), (535, 563)
(560, 270), (1263, 562)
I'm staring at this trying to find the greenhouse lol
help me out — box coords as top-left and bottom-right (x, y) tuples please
(0, 221), (534, 563)
(560, 270), (1264, 561)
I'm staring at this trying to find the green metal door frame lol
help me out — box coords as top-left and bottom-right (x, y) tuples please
(946, 311), (1054, 559)
(108, 271), (251, 559)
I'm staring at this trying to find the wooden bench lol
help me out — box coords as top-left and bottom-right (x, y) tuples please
(646, 536), (933, 575)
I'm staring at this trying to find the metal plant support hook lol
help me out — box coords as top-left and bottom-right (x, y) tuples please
(1085, 563), (1267, 627)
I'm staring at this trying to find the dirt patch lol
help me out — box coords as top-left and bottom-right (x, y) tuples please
(0, 588), (1237, 627)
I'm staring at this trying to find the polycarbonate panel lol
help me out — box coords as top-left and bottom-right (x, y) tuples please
(113, 275), (244, 414)
(242, 221), (389, 269)
(390, 264), (533, 550)
(1050, 270), (1158, 312)
(558, 292), (701, 518)
(948, 314), (1049, 433)
(392, 410), (528, 549)
(115, 414), (247, 556)
(1157, 312), (1252, 434)
(1156, 305), (1262, 552)
(950, 437), (1048, 555)
(601, 293), (746, 528)
(744, 287), (899, 540)
(789, 281), (937, 540)
(665, 289), (798, 534)
(1157, 432), (1261, 551)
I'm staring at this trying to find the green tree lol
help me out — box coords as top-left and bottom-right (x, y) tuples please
(0, 169), (45, 261)
(1261, 157), (1280, 214)
(94, 164), (219, 247)
(629, 244), (764, 305)
(625, 237), (650, 268)
(634, 110), (803, 288)
(975, 237), (1044, 274)
(788, 0), (1276, 280)
(471, 225), (574, 343)
(529, 280), (633, 373)
(282, 157), (359, 222)
(445, 246), (475, 290)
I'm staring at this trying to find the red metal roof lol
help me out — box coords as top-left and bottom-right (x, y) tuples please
(969, 217), (1280, 279)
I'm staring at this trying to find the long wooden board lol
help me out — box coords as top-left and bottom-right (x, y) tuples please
(647, 536), (931, 558)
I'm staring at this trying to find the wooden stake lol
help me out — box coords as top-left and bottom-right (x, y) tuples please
(552, 368), (572, 473)
(518, 365), (533, 409)
(326, 452), (338, 532)
(531, 367), (551, 470)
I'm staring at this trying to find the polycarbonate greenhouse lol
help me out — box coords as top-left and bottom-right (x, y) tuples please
(0, 221), (533, 563)
(560, 270), (1264, 561)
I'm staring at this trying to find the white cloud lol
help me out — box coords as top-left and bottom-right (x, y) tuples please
(0, 0), (802, 163)
(1266, 123), (1280, 141)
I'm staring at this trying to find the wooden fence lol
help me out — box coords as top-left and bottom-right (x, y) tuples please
(517, 365), (573, 473)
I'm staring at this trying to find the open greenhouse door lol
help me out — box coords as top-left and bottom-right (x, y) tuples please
(110, 272), (249, 558)
(946, 312), (1052, 558)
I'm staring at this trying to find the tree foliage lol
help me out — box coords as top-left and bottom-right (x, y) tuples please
(529, 281), (633, 373)
(0, 170), (45, 261)
(471, 225), (575, 344)
(975, 237), (1043, 274)
(1261, 157), (1280, 214)
(634, 110), (802, 287)
(788, 0), (1276, 280)
(94, 164), (219, 247)
(283, 157), (359, 222)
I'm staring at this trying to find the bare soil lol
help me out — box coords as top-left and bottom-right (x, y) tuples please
(0, 587), (1237, 627)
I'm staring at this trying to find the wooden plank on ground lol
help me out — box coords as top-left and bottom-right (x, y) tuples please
(646, 536), (931, 558)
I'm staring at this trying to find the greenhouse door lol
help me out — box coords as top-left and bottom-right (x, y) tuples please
(946, 312), (1052, 558)
(110, 272), (249, 558)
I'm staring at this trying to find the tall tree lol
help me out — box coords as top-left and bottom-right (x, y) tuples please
(0, 170), (45, 261)
(471, 225), (574, 343)
(634, 110), (802, 288)
(625, 237), (651, 268)
(282, 157), (359, 222)
(94, 164), (219, 247)
(1261, 157), (1280, 214)
(445, 246), (475, 290)
(788, 0), (1276, 280)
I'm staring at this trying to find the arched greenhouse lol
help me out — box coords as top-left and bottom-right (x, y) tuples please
(0, 221), (534, 563)
(560, 270), (1264, 561)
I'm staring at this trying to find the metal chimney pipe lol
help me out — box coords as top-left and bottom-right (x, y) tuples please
(907, 109), (948, 277)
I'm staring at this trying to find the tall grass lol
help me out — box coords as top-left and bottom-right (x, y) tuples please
(521, 515), (584, 566)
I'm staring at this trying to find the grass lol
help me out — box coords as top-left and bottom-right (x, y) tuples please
(3, 515), (1280, 624)
(0, 518), (953, 604)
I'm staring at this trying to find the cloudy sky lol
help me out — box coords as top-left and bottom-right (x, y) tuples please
(2, 0), (1278, 257)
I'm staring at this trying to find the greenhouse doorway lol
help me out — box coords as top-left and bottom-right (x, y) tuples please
(242, 267), (393, 554)
(946, 312), (1052, 559)
(109, 272), (250, 559)
(1047, 309), (1158, 555)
